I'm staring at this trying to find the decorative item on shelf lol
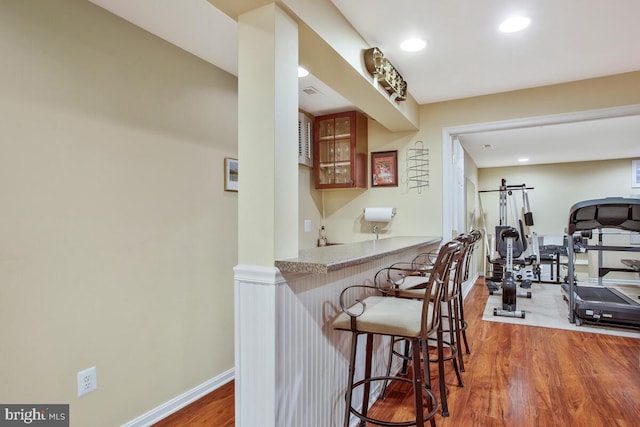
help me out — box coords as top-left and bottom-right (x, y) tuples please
(363, 47), (407, 102)
(224, 157), (238, 192)
(371, 150), (398, 187)
(407, 141), (429, 193)
(363, 207), (396, 239)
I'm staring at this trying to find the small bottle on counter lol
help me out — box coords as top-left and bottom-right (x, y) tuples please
(318, 226), (327, 247)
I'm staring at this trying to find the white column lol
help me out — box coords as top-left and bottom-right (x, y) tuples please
(234, 4), (298, 427)
(237, 3), (298, 265)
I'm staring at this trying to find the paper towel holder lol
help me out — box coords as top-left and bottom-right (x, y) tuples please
(363, 207), (396, 239)
(363, 207), (397, 220)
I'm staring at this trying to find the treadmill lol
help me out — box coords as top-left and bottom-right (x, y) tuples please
(562, 197), (640, 329)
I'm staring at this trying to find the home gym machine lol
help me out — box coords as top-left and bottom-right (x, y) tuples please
(492, 227), (526, 317)
(479, 179), (540, 318)
(562, 197), (640, 329)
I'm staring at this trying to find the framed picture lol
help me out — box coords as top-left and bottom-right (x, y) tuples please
(224, 157), (238, 192)
(633, 160), (640, 188)
(371, 150), (398, 187)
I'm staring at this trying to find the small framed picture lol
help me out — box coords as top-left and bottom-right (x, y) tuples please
(371, 150), (398, 187)
(224, 157), (238, 192)
(633, 159), (640, 188)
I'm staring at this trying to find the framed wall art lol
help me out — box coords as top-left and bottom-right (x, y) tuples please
(371, 150), (398, 187)
(633, 159), (640, 188)
(224, 157), (238, 192)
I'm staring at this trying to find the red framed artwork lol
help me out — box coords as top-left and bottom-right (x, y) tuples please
(371, 150), (398, 187)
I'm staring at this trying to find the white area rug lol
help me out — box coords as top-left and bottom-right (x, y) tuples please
(481, 282), (640, 339)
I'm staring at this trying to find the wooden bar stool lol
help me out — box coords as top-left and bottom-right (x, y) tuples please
(332, 240), (462, 427)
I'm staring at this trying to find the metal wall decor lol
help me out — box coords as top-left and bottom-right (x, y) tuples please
(407, 141), (429, 193)
(364, 47), (407, 102)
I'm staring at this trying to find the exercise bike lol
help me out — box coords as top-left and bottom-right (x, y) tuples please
(487, 227), (528, 318)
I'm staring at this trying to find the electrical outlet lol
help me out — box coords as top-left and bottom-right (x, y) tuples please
(304, 219), (312, 232)
(77, 366), (97, 397)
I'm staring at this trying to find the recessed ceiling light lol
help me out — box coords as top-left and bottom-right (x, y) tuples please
(298, 67), (309, 78)
(499, 16), (531, 33)
(400, 38), (427, 52)
(518, 157), (529, 162)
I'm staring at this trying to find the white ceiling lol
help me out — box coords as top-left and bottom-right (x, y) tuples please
(459, 113), (640, 168)
(88, 0), (640, 168)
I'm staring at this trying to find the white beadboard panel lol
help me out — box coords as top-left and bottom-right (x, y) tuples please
(234, 265), (286, 427)
(273, 244), (436, 427)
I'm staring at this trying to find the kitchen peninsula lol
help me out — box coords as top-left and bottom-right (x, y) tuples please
(234, 236), (441, 427)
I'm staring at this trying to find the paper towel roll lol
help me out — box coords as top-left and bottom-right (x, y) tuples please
(364, 207), (396, 222)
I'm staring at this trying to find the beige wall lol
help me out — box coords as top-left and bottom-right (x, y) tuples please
(479, 159), (640, 280)
(321, 72), (640, 244)
(0, 1), (237, 426)
(479, 159), (640, 236)
(298, 165), (325, 248)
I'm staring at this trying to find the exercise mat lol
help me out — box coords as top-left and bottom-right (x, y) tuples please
(481, 282), (640, 339)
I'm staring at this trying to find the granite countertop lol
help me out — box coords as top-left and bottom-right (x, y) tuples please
(275, 236), (441, 274)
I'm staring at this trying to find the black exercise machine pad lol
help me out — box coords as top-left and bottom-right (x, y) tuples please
(575, 287), (631, 304)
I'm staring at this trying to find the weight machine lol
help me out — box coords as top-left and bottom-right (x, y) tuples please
(479, 179), (540, 318)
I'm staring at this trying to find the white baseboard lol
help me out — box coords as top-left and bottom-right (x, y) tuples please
(121, 368), (234, 427)
(462, 273), (480, 300)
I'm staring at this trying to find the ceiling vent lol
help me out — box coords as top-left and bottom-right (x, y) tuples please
(302, 86), (322, 95)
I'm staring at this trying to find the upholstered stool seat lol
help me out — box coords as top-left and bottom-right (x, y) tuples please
(333, 296), (434, 337)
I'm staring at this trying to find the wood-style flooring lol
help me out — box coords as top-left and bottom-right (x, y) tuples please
(153, 279), (640, 426)
(152, 380), (234, 427)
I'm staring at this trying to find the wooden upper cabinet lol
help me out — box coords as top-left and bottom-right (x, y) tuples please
(313, 111), (368, 189)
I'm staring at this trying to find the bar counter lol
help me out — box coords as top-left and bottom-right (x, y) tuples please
(234, 235), (442, 426)
(275, 236), (442, 273)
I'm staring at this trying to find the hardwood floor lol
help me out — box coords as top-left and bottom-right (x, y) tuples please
(153, 279), (640, 426)
(152, 381), (234, 427)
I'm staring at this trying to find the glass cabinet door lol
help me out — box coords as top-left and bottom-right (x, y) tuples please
(317, 115), (353, 186)
(317, 117), (336, 185)
(314, 111), (366, 189)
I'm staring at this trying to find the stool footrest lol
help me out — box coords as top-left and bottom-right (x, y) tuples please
(349, 376), (438, 427)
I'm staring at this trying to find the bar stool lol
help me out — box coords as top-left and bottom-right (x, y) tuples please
(456, 230), (482, 363)
(378, 234), (473, 417)
(400, 231), (481, 370)
(444, 233), (476, 373)
(376, 233), (477, 417)
(332, 240), (462, 427)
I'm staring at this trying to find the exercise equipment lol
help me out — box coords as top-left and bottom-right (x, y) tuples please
(486, 226), (533, 299)
(562, 197), (640, 329)
(492, 227), (526, 318)
(480, 179), (539, 299)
